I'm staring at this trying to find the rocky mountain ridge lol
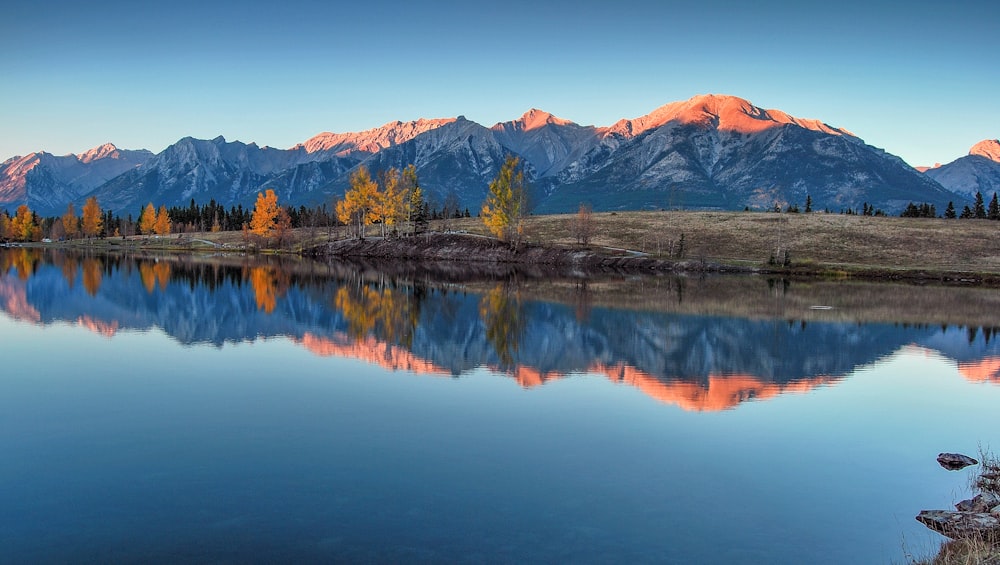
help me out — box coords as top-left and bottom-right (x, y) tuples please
(0, 95), (978, 216)
(923, 139), (1000, 198)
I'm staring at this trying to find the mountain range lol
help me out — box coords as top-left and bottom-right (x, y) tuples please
(1, 94), (995, 217)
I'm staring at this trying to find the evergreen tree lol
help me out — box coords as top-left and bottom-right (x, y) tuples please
(944, 201), (956, 219)
(804, 195), (812, 213)
(988, 192), (999, 220)
(974, 191), (987, 219)
(960, 205), (973, 219)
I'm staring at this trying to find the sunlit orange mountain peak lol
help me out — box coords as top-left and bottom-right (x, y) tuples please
(498, 108), (576, 132)
(76, 142), (123, 163)
(604, 93), (854, 138)
(958, 357), (1000, 383)
(969, 139), (1000, 162)
(297, 118), (457, 156)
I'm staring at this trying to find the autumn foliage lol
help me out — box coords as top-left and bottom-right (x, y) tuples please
(481, 155), (526, 247)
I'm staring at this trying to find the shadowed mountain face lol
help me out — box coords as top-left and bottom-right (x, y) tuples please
(2, 248), (998, 410)
(2, 95), (967, 216)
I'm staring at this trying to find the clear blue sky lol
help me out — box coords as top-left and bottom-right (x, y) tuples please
(2, 0), (996, 167)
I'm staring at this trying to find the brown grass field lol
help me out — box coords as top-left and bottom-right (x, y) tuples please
(56, 210), (1000, 277)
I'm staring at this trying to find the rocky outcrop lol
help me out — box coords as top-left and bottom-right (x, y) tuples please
(955, 492), (1000, 513)
(916, 510), (1000, 541)
(938, 452), (979, 470)
(918, 453), (1000, 543)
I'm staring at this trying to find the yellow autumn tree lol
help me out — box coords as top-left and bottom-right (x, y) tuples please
(481, 155), (526, 248)
(62, 203), (79, 240)
(81, 196), (103, 238)
(139, 203), (157, 235)
(153, 205), (172, 235)
(337, 166), (378, 239)
(250, 189), (280, 239)
(10, 205), (38, 241)
(375, 167), (407, 237)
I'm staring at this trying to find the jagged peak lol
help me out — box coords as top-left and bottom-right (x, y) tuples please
(298, 117), (456, 155)
(76, 142), (119, 163)
(499, 108), (575, 131)
(605, 94), (853, 138)
(969, 139), (1000, 162)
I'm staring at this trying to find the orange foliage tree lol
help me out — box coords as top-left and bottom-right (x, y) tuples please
(153, 205), (172, 235)
(62, 203), (79, 239)
(81, 196), (103, 238)
(139, 203), (157, 235)
(250, 189), (280, 239)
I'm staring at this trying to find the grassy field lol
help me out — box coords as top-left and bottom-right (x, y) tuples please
(46, 210), (1000, 277)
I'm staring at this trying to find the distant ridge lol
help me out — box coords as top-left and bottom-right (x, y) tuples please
(0, 95), (969, 216)
(923, 139), (1000, 198)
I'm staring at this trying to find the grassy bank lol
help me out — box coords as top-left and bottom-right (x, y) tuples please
(25, 210), (1000, 281)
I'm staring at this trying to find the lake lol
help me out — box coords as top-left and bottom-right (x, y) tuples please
(1, 247), (998, 563)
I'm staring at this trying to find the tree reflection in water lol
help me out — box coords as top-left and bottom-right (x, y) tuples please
(479, 283), (526, 368)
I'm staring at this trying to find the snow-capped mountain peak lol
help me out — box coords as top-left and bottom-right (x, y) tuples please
(969, 139), (1000, 162)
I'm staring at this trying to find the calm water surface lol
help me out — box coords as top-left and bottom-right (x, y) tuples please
(1, 248), (999, 564)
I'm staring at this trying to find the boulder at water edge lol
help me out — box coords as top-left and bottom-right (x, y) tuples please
(916, 510), (1000, 541)
(937, 453), (979, 470)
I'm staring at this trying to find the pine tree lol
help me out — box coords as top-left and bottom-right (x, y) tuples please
(988, 192), (999, 220)
(944, 201), (956, 219)
(804, 195), (813, 213)
(974, 191), (987, 219)
(409, 184), (428, 235)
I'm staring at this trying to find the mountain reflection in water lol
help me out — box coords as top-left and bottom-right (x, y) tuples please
(2, 247), (998, 411)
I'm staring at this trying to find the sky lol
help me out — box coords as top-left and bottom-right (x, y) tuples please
(1, 0), (997, 167)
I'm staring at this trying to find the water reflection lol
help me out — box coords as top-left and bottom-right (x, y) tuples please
(2, 247), (999, 410)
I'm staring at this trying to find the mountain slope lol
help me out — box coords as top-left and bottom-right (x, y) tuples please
(4, 95), (971, 216)
(923, 139), (1000, 198)
(538, 94), (955, 212)
(0, 144), (152, 215)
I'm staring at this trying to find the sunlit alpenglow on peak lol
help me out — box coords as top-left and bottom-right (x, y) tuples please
(510, 108), (575, 131)
(76, 142), (121, 163)
(297, 117), (457, 156)
(605, 94), (854, 138)
(969, 139), (1000, 162)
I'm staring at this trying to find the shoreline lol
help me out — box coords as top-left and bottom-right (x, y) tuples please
(312, 232), (1000, 287)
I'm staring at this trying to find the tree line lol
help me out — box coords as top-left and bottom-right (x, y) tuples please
(0, 163), (468, 243)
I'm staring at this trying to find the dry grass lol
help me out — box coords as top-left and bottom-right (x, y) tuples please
(53, 210), (1000, 276)
(432, 211), (1000, 275)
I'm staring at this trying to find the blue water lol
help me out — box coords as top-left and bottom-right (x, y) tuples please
(1, 249), (998, 563)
